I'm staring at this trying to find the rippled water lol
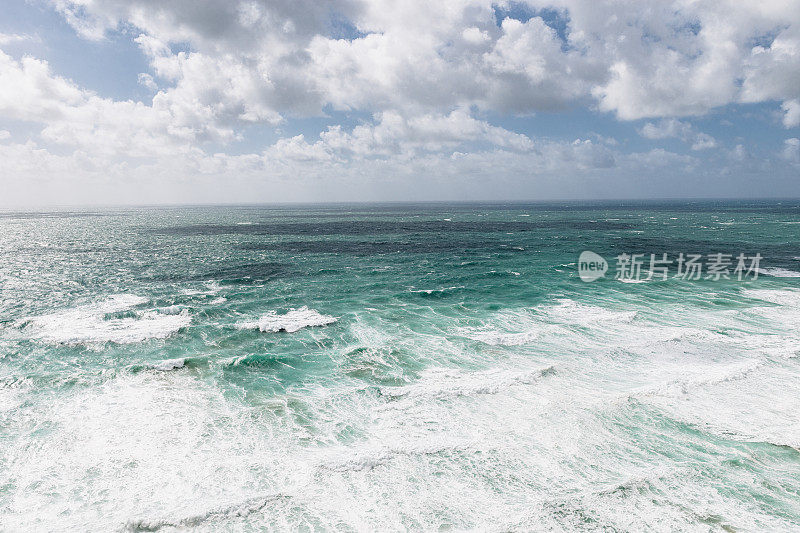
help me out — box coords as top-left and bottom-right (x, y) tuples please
(1, 202), (800, 531)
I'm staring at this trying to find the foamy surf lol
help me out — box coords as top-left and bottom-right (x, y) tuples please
(149, 358), (186, 371)
(756, 267), (800, 277)
(408, 285), (464, 295)
(460, 328), (540, 346)
(378, 365), (556, 402)
(741, 288), (800, 306)
(238, 307), (337, 333)
(124, 494), (291, 531)
(15, 295), (191, 346)
(4, 203), (800, 532)
(544, 299), (638, 324)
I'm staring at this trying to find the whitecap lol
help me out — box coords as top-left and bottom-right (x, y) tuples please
(629, 360), (765, 399)
(756, 267), (800, 278)
(545, 299), (638, 324)
(125, 493), (290, 531)
(150, 358), (186, 371)
(17, 295), (190, 346)
(318, 439), (471, 472)
(157, 305), (183, 315)
(379, 365), (556, 402)
(238, 307), (336, 333)
(741, 288), (800, 306)
(408, 286), (464, 294)
(461, 329), (539, 346)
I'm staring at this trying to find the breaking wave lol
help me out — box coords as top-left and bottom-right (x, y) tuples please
(756, 267), (800, 278)
(15, 295), (191, 346)
(238, 307), (337, 333)
(124, 494), (291, 531)
(378, 365), (556, 402)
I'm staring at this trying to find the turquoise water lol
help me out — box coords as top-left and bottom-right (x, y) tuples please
(1, 202), (800, 531)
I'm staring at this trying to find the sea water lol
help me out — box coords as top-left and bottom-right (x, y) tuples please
(1, 201), (799, 531)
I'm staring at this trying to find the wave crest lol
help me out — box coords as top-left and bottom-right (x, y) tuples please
(238, 307), (336, 333)
(15, 295), (190, 346)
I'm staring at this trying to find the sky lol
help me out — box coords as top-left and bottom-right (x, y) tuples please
(0, 0), (798, 206)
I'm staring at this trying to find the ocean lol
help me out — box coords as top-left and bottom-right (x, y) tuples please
(1, 201), (799, 531)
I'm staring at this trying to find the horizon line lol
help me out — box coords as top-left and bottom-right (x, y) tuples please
(2, 196), (800, 211)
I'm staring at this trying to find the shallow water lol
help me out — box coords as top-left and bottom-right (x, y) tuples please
(1, 201), (799, 531)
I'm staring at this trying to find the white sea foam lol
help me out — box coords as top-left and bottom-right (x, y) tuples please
(458, 299), (640, 348)
(239, 307), (336, 333)
(545, 299), (638, 324)
(318, 438), (471, 473)
(156, 305), (183, 315)
(16, 295), (191, 346)
(0, 371), (310, 531)
(630, 360), (765, 399)
(125, 494), (290, 531)
(379, 365), (556, 402)
(5, 279), (800, 531)
(741, 288), (800, 306)
(461, 329), (540, 346)
(408, 285), (464, 294)
(149, 358), (186, 371)
(5, 307), (797, 532)
(639, 359), (800, 453)
(756, 267), (800, 277)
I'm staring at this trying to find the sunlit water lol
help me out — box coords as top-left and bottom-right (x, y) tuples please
(1, 202), (799, 531)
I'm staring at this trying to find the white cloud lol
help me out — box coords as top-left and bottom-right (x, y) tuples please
(585, 0), (800, 120)
(317, 109), (535, 158)
(0, 0), (798, 205)
(783, 137), (800, 163)
(731, 144), (748, 162)
(137, 73), (157, 91)
(42, 0), (800, 125)
(462, 27), (490, 45)
(690, 133), (718, 151)
(0, 33), (35, 45)
(782, 99), (800, 128)
(640, 119), (693, 140)
(639, 119), (717, 150)
(0, 49), (249, 157)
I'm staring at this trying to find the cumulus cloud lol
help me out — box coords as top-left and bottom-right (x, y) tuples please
(318, 109), (535, 157)
(0, 0), (799, 204)
(40, 0), (799, 127)
(0, 49), (246, 156)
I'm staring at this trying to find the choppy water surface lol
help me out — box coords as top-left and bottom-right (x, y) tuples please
(1, 202), (800, 531)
